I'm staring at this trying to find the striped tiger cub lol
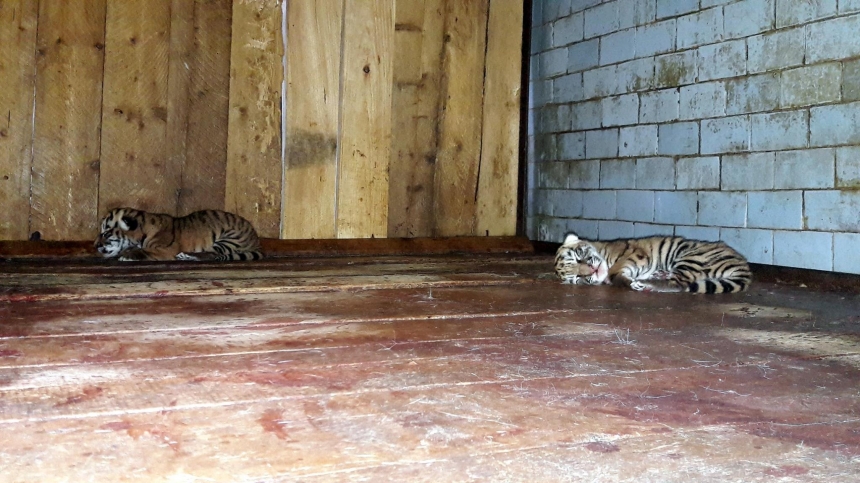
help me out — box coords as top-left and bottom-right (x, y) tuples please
(95, 208), (263, 262)
(555, 233), (751, 293)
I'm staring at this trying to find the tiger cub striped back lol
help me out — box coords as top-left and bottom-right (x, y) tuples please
(95, 208), (263, 262)
(555, 233), (751, 294)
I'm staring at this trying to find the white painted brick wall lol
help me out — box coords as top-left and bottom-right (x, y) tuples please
(676, 157), (721, 189)
(677, 8), (723, 49)
(726, 74), (780, 115)
(750, 111), (808, 151)
(600, 28), (636, 65)
(680, 82), (726, 120)
(658, 122), (698, 155)
(721, 153), (774, 191)
(617, 190), (655, 222)
(774, 149), (835, 189)
(655, 191), (697, 225)
(569, 160), (601, 188)
(773, 231), (833, 271)
(640, 88), (679, 123)
(836, 147), (860, 187)
(701, 116), (749, 154)
(777, 0), (837, 29)
(584, 2), (620, 39)
(603, 94), (639, 126)
(636, 157), (674, 189)
(834, 233), (860, 274)
(600, 159), (636, 188)
(634, 223), (675, 237)
(599, 220), (635, 239)
(636, 19), (675, 58)
(585, 129), (619, 158)
(724, 0), (774, 39)
(583, 190), (617, 218)
(747, 191), (803, 229)
(720, 228), (774, 264)
(698, 40), (746, 81)
(675, 225), (720, 241)
(619, 125), (659, 157)
(810, 102), (860, 147)
(747, 28), (805, 74)
(780, 64), (842, 108)
(618, 0), (657, 29)
(697, 191), (747, 227)
(805, 191), (860, 231)
(553, 13), (584, 47)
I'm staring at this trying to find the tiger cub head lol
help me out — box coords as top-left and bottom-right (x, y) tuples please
(554, 233), (609, 285)
(94, 208), (144, 257)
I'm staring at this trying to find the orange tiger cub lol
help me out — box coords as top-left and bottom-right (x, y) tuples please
(95, 208), (263, 261)
(555, 233), (751, 293)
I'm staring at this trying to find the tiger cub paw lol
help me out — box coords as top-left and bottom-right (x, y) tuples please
(629, 281), (654, 292)
(175, 252), (200, 261)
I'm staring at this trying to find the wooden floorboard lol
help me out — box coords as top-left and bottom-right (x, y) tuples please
(1, 254), (860, 481)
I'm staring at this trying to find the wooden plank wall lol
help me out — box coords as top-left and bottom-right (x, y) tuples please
(0, 0), (523, 241)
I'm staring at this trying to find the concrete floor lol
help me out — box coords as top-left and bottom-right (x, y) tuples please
(1, 254), (859, 482)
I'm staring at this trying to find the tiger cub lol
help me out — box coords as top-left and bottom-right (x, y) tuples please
(95, 208), (263, 261)
(555, 233), (751, 293)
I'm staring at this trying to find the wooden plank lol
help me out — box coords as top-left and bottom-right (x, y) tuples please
(98, 0), (175, 216)
(164, 0), (193, 212)
(336, 0), (395, 238)
(0, 1), (38, 240)
(179, 0), (232, 214)
(281, 0), (342, 239)
(225, 0), (283, 238)
(387, 0), (445, 238)
(475, 0), (523, 237)
(433, 0), (490, 236)
(29, 0), (105, 241)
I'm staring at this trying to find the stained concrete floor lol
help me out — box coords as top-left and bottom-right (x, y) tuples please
(1, 254), (859, 482)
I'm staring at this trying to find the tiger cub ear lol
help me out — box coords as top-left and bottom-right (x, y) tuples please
(562, 233), (580, 246)
(120, 216), (138, 231)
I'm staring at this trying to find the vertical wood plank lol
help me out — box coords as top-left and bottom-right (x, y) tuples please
(281, 0), (342, 239)
(99, 0), (175, 216)
(336, 0), (394, 239)
(30, 0), (106, 240)
(476, 0), (523, 237)
(0, 1), (37, 240)
(433, 0), (490, 236)
(225, 0), (283, 238)
(387, 0), (445, 238)
(165, 0), (194, 213)
(179, 0), (232, 214)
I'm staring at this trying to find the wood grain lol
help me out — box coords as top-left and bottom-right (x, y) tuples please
(281, 0), (343, 239)
(30, 0), (106, 241)
(336, 0), (395, 238)
(433, 0), (490, 236)
(98, 0), (175, 216)
(225, 0), (284, 237)
(387, 0), (445, 238)
(165, 0), (193, 213)
(0, 0), (38, 240)
(476, 0), (523, 237)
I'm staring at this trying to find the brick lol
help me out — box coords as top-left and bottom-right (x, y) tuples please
(680, 82), (726, 120)
(834, 233), (860, 274)
(557, 105), (573, 131)
(701, 116), (749, 154)
(585, 129), (619, 159)
(721, 153), (774, 191)
(636, 157), (675, 189)
(533, 188), (550, 216)
(658, 121), (699, 155)
(748, 191), (803, 229)
(532, 25), (553, 55)
(531, 79), (552, 106)
(776, 0), (837, 28)
(781, 63), (842, 109)
(697, 191), (747, 227)
(602, 94), (639, 127)
(616, 57), (655, 92)
(600, 158), (636, 188)
(810, 102), (860, 147)
(841, 0), (860, 12)
(619, 125), (658, 157)
(540, 217), (571, 242)
(599, 220), (636, 239)
(805, 190), (860, 231)
(775, 149), (835, 189)
(698, 40), (746, 81)
(640, 88), (679, 123)
(726, 73), (780, 115)
(675, 225), (720, 241)
(553, 73), (584, 103)
(634, 223), (675, 237)
(655, 51), (697, 88)
(559, 132), (587, 160)
(725, 0), (774, 39)
(583, 190), (617, 219)
(656, 0), (697, 19)
(569, 160), (601, 188)
(571, 0), (603, 14)
(532, 0), (544, 27)
(750, 111), (809, 151)
(676, 157), (721, 190)
(702, 0), (735, 6)
(567, 218), (600, 240)
(536, 134), (557, 161)
(584, 1), (619, 39)
(600, 28), (636, 65)
(773, 231), (833, 271)
(548, 189), (584, 217)
(747, 28), (805, 74)
(583, 65), (618, 99)
(567, 39), (600, 73)
(806, 15), (860, 63)
(544, 0), (572, 23)
(836, 147), (860, 188)
(635, 19), (675, 58)
(677, 8), (724, 49)
(720, 228), (774, 264)
(844, 59), (860, 102)
(571, 100), (602, 131)
(538, 106), (562, 133)
(655, 191), (697, 225)
(617, 190), (655, 222)
(553, 12), (585, 47)
(541, 48), (569, 78)
(537, 161), (568, 188)
(618, 0), (657, 29)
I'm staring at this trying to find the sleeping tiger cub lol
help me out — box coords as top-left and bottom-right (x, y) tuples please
(555, 233), (751, 293)
(95, 208), (263, 261)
